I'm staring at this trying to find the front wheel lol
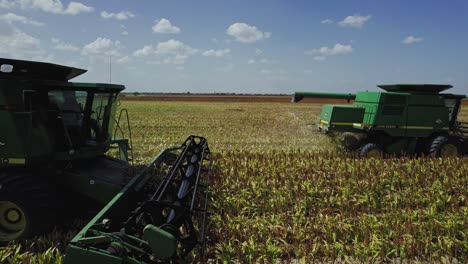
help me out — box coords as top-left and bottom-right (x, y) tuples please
(0, 173), (59, 242)
(429, 136), (460, 158)
(360, 143), (384, 158)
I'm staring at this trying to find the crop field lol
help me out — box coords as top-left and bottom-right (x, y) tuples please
(1, 100), (467, 263)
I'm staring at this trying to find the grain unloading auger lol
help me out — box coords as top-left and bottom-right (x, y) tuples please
(0, 58), (211, 262)
(65, 136), (211, 263)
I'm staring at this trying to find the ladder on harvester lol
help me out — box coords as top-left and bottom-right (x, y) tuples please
(111, 108), (134, 165)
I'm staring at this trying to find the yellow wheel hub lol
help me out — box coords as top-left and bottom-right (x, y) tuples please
(441, 144), (458, 157)
(0, 201), (26, 241)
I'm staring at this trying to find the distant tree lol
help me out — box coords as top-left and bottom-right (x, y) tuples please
(133, 92), (140, 96)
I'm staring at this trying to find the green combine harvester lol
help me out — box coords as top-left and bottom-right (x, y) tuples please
(0, 58), (211, 263)
(293, 85), (467, 157)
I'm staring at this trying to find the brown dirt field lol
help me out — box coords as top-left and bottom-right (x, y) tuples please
(120, 95), (354, 104)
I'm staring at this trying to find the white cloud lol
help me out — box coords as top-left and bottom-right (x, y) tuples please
(121, 31), (128, 36)
(339, 15), (371, 28)
(402, 35), (423, 44)
(101, 10), (135, 20)
(0, 0), (16, 8)
(260, 69), (271, 74)
(152, 18), (180, 34)
(64, 2), (93, 15)
(82, 37), (122, 57)
(226, 22), (271, 43)
(133, 39), (197, 64)
(0, 0), (94, 15)
(321, 19), (333, 24)
(0, 13), (43, 26)
(0, 12), (46, 58)
(51, 38), (79, 51)
(255, 48), (262, 55)
(202, 48), (230, 57)
(247, 58), (270, 64)
(116, 56), (131, 64)
(305, 43), (353, 60)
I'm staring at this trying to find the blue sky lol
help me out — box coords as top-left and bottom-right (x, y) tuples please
(1, 0), (467, 94)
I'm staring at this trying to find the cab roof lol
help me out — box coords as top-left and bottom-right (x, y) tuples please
(377, 84), (453, 93)
(0, 58), (125, 92)
(1, 58), (87, 80)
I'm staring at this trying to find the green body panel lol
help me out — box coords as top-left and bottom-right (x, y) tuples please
(319, 105), (364, 132)
(143, 224), (177, 259)
(294, 84), (467, 155)
(65, 245), (142, 264)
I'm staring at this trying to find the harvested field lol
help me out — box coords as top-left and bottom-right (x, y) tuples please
(1, 100), (467, 263)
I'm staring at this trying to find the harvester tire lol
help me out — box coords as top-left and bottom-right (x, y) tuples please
(341, 132), (362, 151)
(429, 136), (460, 158)
(0, 173), (60, 242)
(360, 143), (383, 158)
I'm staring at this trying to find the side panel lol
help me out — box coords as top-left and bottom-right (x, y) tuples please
(354, 92), (382, 127)
(0, 80), (27, 167)
(373, 93), (408, 137)
(0, 80), (54, 167)
(406, 94), (449, 137)
(406, 106), (449, 137)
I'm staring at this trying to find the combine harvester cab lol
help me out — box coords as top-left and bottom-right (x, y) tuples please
(293, 84), (467, 157)
(0, 58), (212, 262)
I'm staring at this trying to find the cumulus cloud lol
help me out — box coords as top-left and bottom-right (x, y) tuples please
(152, 18), (180, 34)
(305, 43), (353, 60)
(121, 31), (128, 35)
(0, 0), (94, 15)
(0, 12), (43, 26)
(321, 19), (333, 24)
(339, 15), (371, 28)
(255, 48), (262, 55)
(51, 37), (79, 51)
(202, 48), (230, 57)
(101, 10), (135, 20)
(402, 35), (423, 44)
(226, 22), (271, 43)
(133, 39), (197, 64)
(0, 13), (45, 58)
(82, 37), (122, 57)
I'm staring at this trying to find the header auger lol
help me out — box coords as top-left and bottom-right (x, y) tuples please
(0, 58), (211, 262)
(293, 84), (467, 157)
